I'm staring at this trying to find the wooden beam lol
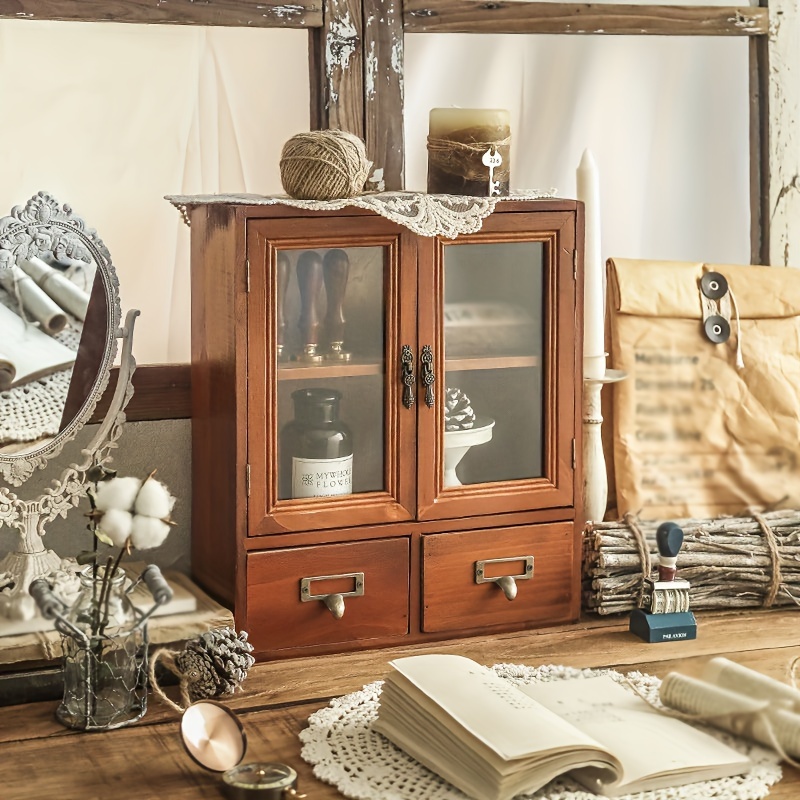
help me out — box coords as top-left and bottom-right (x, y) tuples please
(309, 0), (365, 135)
(749, 35), (769, 265)
(766, 0), (800, 267)
(403, 2), (769, 35)
(90, 364), (191, 424)
(0, 0), (322, 28)
(363, 0), (405, 190)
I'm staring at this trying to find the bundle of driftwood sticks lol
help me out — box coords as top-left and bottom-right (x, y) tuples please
(582, 510), (800, 615)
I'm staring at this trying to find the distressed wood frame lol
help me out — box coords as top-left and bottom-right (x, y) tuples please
(1, 0), (796, 425)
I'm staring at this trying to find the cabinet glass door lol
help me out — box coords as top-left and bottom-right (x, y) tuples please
(417, 212), (577, 520)
(247, 216), (417, 535)
(442, 241), (544, 484)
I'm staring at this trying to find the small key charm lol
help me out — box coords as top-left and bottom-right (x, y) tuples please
(482, 147), (503, 197)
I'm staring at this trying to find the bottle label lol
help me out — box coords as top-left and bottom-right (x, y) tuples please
(292, 454), (353, 498)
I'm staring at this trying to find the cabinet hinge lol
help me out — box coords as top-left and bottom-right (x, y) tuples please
(245, 259), (251, 293)
(246, 463), (251, 496)
(572, 438), (577, 470)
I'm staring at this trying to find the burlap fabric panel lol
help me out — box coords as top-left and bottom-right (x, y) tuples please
(608, 257), (800, 518)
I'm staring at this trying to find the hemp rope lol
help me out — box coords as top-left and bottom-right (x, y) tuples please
(624, 512), (652, 605)
(280, 130), (371, 201)
(148, 646), (193, 713)
(753, 511), (784, 608)
(427, 136), (511, 182)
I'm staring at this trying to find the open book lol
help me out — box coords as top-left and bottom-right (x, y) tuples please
(0, 302), (75, 390)
(373, 654), (750, 800)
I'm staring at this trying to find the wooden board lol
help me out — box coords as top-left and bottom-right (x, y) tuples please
(2, 608), (800, 797)
(0, 0), (322, 28)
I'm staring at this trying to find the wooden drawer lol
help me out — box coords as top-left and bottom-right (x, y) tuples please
(421, 523), (576, 633)
(246, 537), (410, 656)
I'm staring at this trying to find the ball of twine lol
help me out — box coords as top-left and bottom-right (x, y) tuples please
(280, 129), (372, 201)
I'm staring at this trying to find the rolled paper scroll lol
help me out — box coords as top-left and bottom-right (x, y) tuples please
(19, 256), (90, 321)
(0, 264), (68, 335)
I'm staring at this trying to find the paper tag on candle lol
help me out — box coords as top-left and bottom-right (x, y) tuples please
(482, 148), (503, 197)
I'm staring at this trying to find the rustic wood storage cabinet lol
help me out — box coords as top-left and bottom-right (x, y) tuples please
(188, 198), (584, 660)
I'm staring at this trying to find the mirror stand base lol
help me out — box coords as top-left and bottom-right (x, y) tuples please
(0, 551), (77, 628)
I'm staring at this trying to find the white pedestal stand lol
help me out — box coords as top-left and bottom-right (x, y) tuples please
(582, 355), (626, 524)
(443, 418), (495, 488)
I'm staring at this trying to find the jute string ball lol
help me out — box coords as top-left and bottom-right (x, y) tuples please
(280, 129), (372, 201)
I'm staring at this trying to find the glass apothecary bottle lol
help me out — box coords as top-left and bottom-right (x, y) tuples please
(280, 387), (354, 499)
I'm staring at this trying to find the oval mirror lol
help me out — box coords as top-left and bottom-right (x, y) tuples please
(0, 191), (121, 486)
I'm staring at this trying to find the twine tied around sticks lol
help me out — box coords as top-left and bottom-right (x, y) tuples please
(753, 511), (784, 608)
(623, 513), (652, 606)
(625, 511), (787, 609)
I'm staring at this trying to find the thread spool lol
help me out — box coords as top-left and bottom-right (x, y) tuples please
(280, 130), (371, 201)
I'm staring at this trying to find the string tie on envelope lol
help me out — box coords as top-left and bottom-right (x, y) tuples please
(699, 270), (744, 370)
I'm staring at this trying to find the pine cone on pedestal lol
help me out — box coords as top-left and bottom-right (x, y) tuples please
(175, 628), (256, 702)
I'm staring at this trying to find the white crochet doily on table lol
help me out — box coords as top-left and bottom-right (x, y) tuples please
(300, 663), (782, 800)
(165, 190), (558, 240)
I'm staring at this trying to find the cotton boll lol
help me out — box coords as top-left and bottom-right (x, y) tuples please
(97, 509), (133, 548)
(130, 515), (170, 550)
(133, 479), (175, 520)
(93, 476), (142, 512)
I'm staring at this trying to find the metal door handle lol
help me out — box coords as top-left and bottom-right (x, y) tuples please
(401, 345), (415, 409)
(475, 556), (534, 601)
(300, 572), (365, 619)
(420, 344), (435, 407)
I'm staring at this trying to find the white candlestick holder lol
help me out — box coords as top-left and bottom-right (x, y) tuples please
(582, 353), (627, 524)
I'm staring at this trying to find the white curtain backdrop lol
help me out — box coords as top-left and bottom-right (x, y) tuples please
(0, 22), (750, 364)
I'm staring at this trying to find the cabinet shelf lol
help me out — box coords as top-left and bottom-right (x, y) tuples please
(445, 355), (541, 372)
(276, 354), (541, 381)
(278, 360), (384, 380)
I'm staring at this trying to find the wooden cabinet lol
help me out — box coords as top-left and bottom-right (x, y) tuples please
(189, 199), (584, 660)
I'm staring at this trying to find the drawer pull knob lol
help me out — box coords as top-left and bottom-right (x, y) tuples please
(300, 572), (365, 619)
(475, 556), (534, 602)
(324, 593), (346, 619)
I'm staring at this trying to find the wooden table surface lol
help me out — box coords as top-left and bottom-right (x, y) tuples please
(3, 608), (800, 800)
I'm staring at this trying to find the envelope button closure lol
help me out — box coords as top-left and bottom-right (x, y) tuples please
(700, 271), (729, 300)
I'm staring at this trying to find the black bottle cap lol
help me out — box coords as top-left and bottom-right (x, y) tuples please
(291, 387), (341, 423)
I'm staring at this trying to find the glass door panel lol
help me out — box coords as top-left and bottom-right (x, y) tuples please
(246, 216), (417, 536)
(443, 241), (544, 487)
(276, 246), (386, 500)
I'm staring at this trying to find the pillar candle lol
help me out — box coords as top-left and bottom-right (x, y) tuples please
(427, 108), (511, 197)
(576, 149), (605, 380)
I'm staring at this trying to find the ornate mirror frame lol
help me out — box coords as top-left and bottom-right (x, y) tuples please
(0, 191), (138, 624)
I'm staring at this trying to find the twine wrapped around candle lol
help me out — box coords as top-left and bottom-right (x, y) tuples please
(427, 108), (511, 196)
(280, 130), (371, 201)
(427, 136), (511, 186)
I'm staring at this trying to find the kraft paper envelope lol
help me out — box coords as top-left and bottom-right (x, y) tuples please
(608, 257), (800, 519)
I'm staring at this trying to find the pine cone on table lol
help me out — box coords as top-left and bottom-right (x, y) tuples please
(175, 627), (256, 702)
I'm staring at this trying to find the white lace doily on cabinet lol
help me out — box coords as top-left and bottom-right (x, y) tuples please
(299, 663), (782, 800)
